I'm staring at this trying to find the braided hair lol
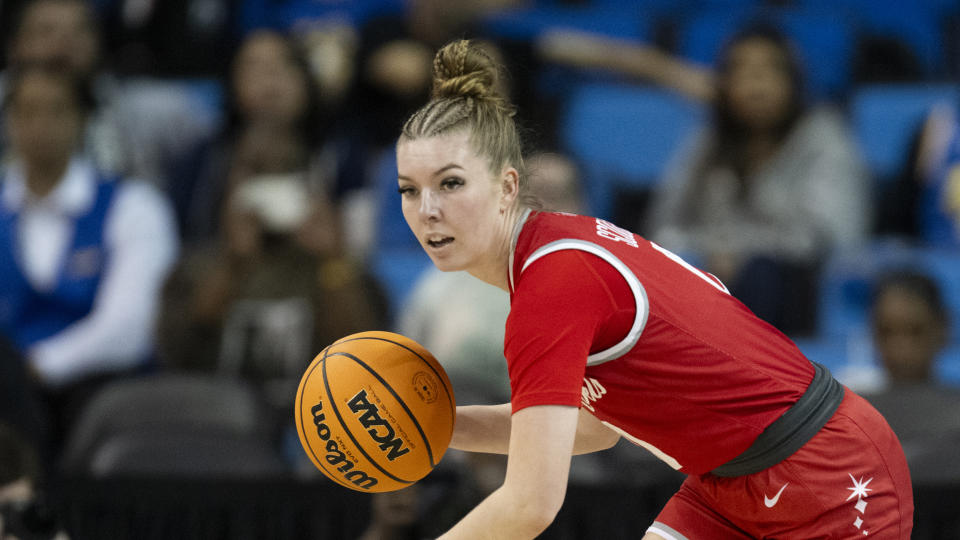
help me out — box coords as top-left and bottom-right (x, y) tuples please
(401, 40), (535, 208)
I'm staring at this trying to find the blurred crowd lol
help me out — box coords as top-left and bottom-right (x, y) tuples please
(1, 0), (960, 538)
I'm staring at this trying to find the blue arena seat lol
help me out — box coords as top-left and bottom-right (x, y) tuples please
(793, 0), (953, 16)
(371, 149), (420, 251)
(854, 6), (944, 77)
(277, 0), (404, 28)
(935, 344), (960, 388)
(239, 0), (403, 33)
(180, 78), (223, 123)
(677, 8), (855, 100)
(791, 336), (850, 374)
(560, 82), (704, 219)
(797, 1), (947, 76)
(850, 84), (960, 183)
(370, 248), (433, 325)
(481, 6), (651, 42)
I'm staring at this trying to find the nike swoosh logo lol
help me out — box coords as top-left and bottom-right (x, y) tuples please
(764, 483), (789, 508)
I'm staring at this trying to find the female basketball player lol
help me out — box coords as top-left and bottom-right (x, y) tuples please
(396, 39), (913, 539)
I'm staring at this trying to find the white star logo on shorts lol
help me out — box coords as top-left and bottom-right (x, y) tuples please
(846, 473), (874, 501)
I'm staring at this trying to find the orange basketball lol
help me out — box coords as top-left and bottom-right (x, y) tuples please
(294, 331), (455, 492)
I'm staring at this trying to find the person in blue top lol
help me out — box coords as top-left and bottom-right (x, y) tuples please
(920, 119), (960, 245)
(0, 62), (178, 445)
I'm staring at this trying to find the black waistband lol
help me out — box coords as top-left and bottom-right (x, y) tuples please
(710, 362), (845, 478)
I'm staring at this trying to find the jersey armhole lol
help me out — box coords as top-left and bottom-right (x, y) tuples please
(519, 239), (649, 365)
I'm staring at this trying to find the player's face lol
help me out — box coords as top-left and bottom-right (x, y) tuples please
(397, 131), (512, 273)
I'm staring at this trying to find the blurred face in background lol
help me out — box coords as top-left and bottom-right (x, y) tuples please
(526, 153), (583, 214)
(232, 32), (310, 129)
(10, 0), (99, 77)
(872, 286), (947, 383)
(370, 484), (420, 528)
(721, 38), (795, 133)
(4, 70), (85, 176)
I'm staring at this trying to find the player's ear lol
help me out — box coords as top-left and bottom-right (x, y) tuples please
(499, 167), (519, 209)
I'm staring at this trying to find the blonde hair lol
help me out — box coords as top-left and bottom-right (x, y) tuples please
(401, 40), (534, 207)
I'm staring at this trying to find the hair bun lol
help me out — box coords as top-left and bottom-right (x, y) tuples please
(431, 40), (502, 102)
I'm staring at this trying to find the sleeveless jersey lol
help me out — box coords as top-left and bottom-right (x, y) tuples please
(505, 210), (815, 475)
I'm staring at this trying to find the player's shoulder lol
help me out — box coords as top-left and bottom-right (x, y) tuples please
(518, 211), (652, 256)
(525, 210), (601, 238)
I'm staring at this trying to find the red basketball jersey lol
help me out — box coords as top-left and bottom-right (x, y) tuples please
(505, 210), (816, 475)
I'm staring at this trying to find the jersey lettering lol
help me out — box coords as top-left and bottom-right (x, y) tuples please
(580, 377), (607, 412)
(649, 241), (729, 294)
(595, 219), (639, 248)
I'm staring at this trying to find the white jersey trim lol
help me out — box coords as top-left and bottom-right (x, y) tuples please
(647, 522), (689, 540)
(507, 207), (533, 294)
(519, 239), (649, 365)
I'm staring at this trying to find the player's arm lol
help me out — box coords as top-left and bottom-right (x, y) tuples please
(575, 407), (620, 453)
(450, 403), (619, 455)
(438, 404), (578, 540)
(449, 403), (512, 453)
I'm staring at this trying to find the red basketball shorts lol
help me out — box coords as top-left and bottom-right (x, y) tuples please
(649, 388), (914, 539)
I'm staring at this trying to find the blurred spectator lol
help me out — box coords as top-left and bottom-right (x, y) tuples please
(296, 20), (360, 115)
(919, 106), (960, 246)
(1, 0), (216, 190)
(861, 272), (960, 491)
(0, 63), (178, 442)
(525, 152), (585, 215)
(540, 25), (870, 335)
(175, 29), (350, 244)
(643, 25), (869, 336)
(871, 271), (949, 387)
(0, 423), (66, 539)
(157, 30), (386, 389)
(875, 102), (957, 240)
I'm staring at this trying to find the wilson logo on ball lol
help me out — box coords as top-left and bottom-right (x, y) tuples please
(311, 398), (379, 490)
(348, 390), (411, 461)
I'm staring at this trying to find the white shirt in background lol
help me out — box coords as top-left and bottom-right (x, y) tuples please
(1, 158), (179, 387)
